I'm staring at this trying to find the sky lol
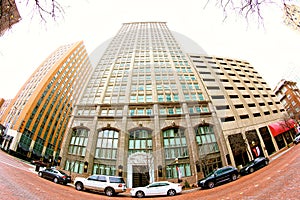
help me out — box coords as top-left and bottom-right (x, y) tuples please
(1, 0), (300, 100)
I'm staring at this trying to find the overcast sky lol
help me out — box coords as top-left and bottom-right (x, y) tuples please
(1, 0), (300, 99)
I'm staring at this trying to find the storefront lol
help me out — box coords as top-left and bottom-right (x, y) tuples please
(268, 119), (297, 149)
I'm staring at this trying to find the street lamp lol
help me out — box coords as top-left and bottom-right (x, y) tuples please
(175, 157), (181, 183)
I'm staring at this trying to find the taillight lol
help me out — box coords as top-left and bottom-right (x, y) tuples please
(118, 184), (123, 187)
(62, 176), (66, 179)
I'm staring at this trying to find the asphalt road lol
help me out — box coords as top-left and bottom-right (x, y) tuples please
(0, 144), (299, 200)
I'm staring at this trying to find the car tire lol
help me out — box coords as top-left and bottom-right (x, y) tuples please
(38, 172), (43, 177)
(105, 187), (115, 197)
(53, 177), (59, 184)
(231, 173), (237, 181)
(249, 167), (254, 173)
(265, 160), (269, 166)
(75, 182), (84, 191)
(167, 189), (176, 196)
(136, 191), (145, 198)
(207, 181), (215, 189)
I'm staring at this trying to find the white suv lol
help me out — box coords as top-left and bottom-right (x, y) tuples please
(74, 175), (126, 196)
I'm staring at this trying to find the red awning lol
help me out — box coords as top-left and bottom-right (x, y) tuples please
(268, 119), (296, 137)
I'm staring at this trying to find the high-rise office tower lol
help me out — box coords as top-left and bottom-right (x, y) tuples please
(0, 41), (93, 163)
(60, 22), (295, 187)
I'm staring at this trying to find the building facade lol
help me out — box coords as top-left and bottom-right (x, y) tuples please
(0, 41), (93, 163)
(274, 79), (300, 122)
(60, 22), (296, 187)
(283, 4), (300, 32)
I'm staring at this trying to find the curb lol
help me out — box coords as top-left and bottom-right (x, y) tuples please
(29, 145), (294, 197)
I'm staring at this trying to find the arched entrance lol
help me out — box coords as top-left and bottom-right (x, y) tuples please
(127, 152), (154, 188)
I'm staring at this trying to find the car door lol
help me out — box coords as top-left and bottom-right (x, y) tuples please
(157, 182), (169, 195)
(85, 175), (99, 190)
(97, 175), (107, 192)
(43, 169), (52, 179)
(214, 169), (225, 184)
(146, 183), (161, 196)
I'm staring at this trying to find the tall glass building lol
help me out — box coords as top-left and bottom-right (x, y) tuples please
(0, 41), (93, 163)
(60, 22), (296, 187)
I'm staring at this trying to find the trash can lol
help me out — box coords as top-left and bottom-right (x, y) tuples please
(35, 164), (40, 172)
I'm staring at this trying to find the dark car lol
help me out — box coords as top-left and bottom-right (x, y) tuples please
(293, 133), (300, 144)
(239, 157), (269, 175)
(38, 168), (71, 185)
(197, 166), (238, 189)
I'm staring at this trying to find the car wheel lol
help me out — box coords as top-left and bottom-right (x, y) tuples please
(265, 160), (269, 166)
(167, 189), (176, 196)
(136, 191), (145, 198)
(53, 177), (59, 184)
(75, 182), (83, 191)
(38, 172), (43, 177)
(207, 181), (215, 189)
(105, 187), (115, 197)
(231, 173), (237, 181)
(249, 167), (254, 173)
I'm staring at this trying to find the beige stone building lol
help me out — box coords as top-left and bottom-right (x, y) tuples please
(60, 22), (296, 188)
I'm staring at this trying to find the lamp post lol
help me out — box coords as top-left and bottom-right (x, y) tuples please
(175, 157), (180, 183)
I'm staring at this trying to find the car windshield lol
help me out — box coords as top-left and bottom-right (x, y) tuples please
(244, 160), (255, 166)
(206, 170), (216, 177)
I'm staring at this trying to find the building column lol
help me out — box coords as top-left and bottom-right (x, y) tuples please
(224, 135), (236, 167)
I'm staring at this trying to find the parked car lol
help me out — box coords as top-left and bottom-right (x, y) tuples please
(197, 166), (238, 189)
(38, 168), (71, 185)
(74, 175), (126, 197)
(293, 133), (300, 144)
(130, 181), (182, 198)
(239, 157), (269, 175)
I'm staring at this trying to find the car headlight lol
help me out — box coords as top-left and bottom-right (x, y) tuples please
(200, 180), (205, 184)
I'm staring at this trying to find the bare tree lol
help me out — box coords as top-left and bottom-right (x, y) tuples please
(27, 0), (65, 22)
(205, 0), (295, 24)
(0, 0), (64, 36)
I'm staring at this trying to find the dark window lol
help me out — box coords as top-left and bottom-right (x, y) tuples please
(264, 111), (270, 115)
(221, 116), (235, 122)
(203, 78), (215, 82)
(234, 104), (244, 108)
(240, 114), (249, 119)
(242, 95), (250, 98)
(253, 113), (261, 117)
(229, 95), (239, 98)
(200, 71), (211, 74)
(207, 86), (220, 90)
(99, 176), (107, 182)
(216, 105), (230, 110)
(211, 95), (225, 99)
(109, 177), (125, 183)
